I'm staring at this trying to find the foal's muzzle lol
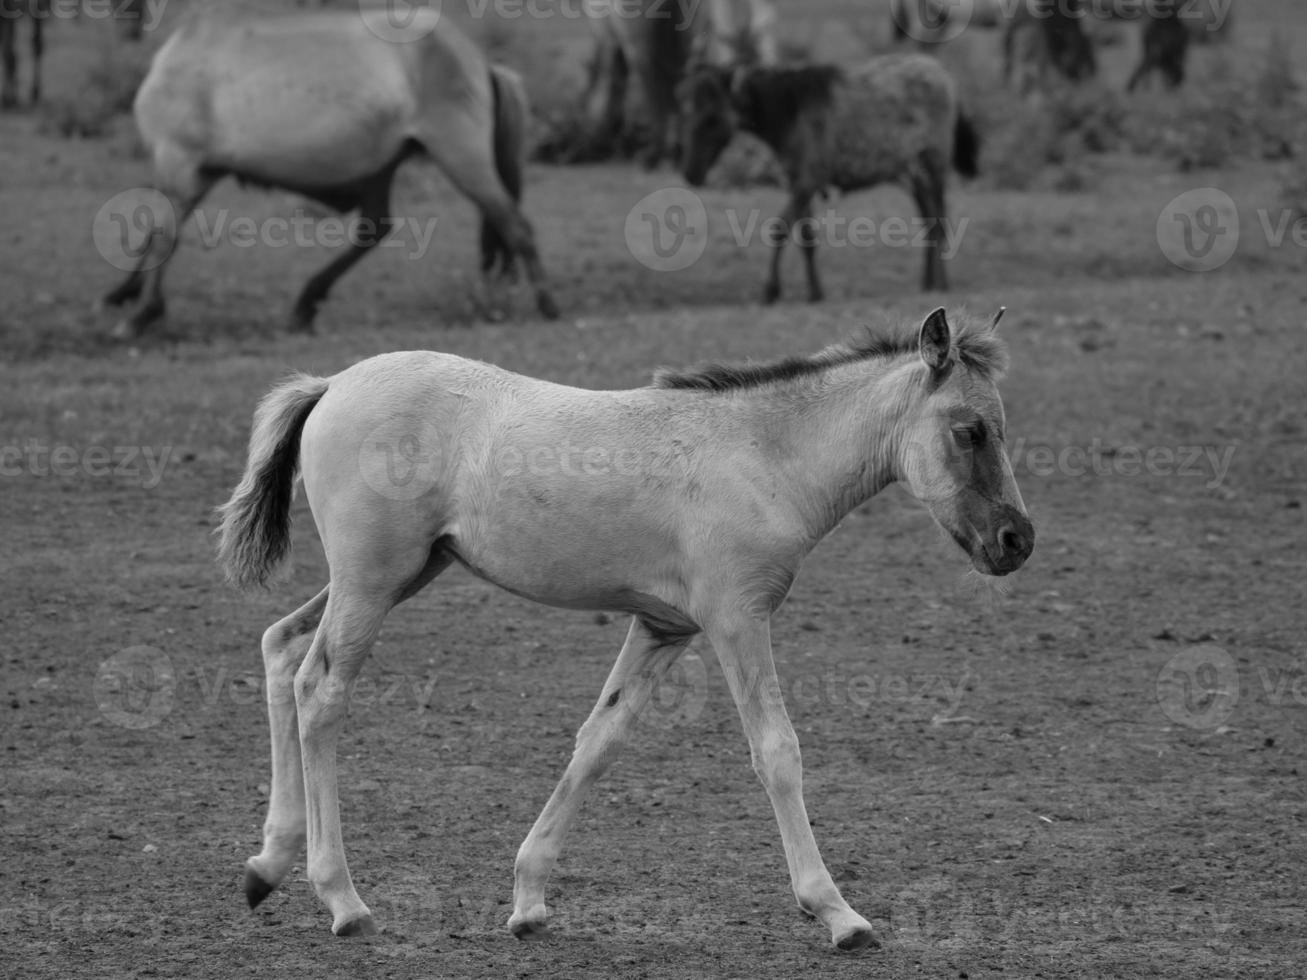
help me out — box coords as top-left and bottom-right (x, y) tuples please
(979, 508), (1035, 575)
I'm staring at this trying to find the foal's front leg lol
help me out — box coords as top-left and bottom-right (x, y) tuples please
(707, 615), (876, 951)
(509, 617), (694, 938)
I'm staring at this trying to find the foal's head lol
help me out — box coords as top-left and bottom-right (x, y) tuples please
(896, 308), (1034, 576)
(677, 65), (740, 187)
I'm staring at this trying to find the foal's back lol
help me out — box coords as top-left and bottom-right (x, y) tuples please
(820, 55), (958, 191)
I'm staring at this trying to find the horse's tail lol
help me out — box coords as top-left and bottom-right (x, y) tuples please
(953, 110), (980, 179)
(481, 64), (528, 276)
(216, 374), (330, 591)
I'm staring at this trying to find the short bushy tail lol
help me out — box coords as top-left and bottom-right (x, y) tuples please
(954, 110), (980, 179)
(481, 64), (528, 277)
(216, 374), (329, 590)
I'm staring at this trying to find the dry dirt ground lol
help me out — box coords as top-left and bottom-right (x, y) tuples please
(3, 2), (1306, 979)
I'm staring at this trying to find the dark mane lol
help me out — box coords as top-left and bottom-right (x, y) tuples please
(733, 64), (843, 140)
(652, 316), (1007, 393)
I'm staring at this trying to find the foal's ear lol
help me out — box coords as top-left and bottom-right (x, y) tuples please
(918, 307), (952, 373)
(988, 306), (1007, 332)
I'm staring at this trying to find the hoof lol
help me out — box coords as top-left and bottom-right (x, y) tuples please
(243, 866), (277, 909)
(334, 914), (378, 938)
(536, 292), (560, 321)
(509, 919), (551, 941)
(834, 925), (879, 952)
(761, 285), (780, 306)
(286, 313), (316, 334)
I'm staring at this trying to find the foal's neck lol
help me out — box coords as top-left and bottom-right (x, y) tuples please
(741, 356), (920, 544)
(736, 64), (840, 156)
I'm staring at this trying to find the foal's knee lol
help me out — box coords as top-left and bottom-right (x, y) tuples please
(752, 730), (803, 797)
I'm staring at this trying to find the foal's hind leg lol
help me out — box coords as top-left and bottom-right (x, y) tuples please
(0, 19), (16, 110)
(509, 617), (695, 939)
(28, 12), (42, 105)
(245, 587), (330, 908)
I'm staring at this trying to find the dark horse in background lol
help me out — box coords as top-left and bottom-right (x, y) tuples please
(0, 0), (49, 109)
(1126, 0), (1190, 92)
(101, 4), (557, 337)
(1003, 0), (1097, 95)
(578, 0), (776, 167)
(679, 54), (978, 303)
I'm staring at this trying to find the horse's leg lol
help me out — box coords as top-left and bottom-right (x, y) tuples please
(794, 193), (824, 303)
(113, 150), (218, 338)
(508, 617), (695, 939)
(577, 31), (628, 161)
(911, 154), (948, 292)
(451, 169), (558, 321)
(28, 9), (42, 105)
(0, 18), (16, 110)
(287, 170), (395, 333)
(763, 193), (801, 305)
(244, 586), (330, 908)
(707, 614), (876, 951)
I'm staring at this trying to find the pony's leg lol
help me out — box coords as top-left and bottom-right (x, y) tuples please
(707, 614), (876, 951)
(451, 170), (558, 322)
(287, 170), (396, 333)
(577, 32), (628, 161)
(0, 19), (16, 110)
(910, 155), (948, 292)
(794, 193), (824, 303)
(508, 617), (694, 938)
(28, 9), (41, 105)
(763, 194), (802, 305)
(295, 539), (449, 936)
(113, 148), (218, 338)
(244, 587), (330, 908)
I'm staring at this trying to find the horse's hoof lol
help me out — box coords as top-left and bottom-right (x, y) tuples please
(286, 313), (316, 334)
(244, 866), (277, 909)
(334, 914), (378, 938)
(833, 925), (879, 952)
(807, 290), (825, 304)
(761, 287), (780, 306)
(509, 919), (551, 941)
(536, 293), (560, 321)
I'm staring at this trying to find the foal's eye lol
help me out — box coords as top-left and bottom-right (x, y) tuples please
(951, 424), (983, 448)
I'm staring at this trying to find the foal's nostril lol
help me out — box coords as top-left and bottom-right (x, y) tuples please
(998, 524), (1026, 558)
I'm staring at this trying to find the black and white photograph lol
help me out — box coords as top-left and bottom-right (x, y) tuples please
(2, 0), (1302, 976)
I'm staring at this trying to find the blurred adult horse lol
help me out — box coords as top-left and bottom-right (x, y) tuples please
(0, 0), (49, 109)
(679, 54), (978, 302)
(101, 3), (558, 337)
(580, 0), (777, 167)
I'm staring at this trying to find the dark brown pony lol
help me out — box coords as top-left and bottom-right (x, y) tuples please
(679, 55), (978, 303)
(1126, 0), (1189, 92)
(0, 0), (48, 109)
(1003, 0), (1097, 95)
